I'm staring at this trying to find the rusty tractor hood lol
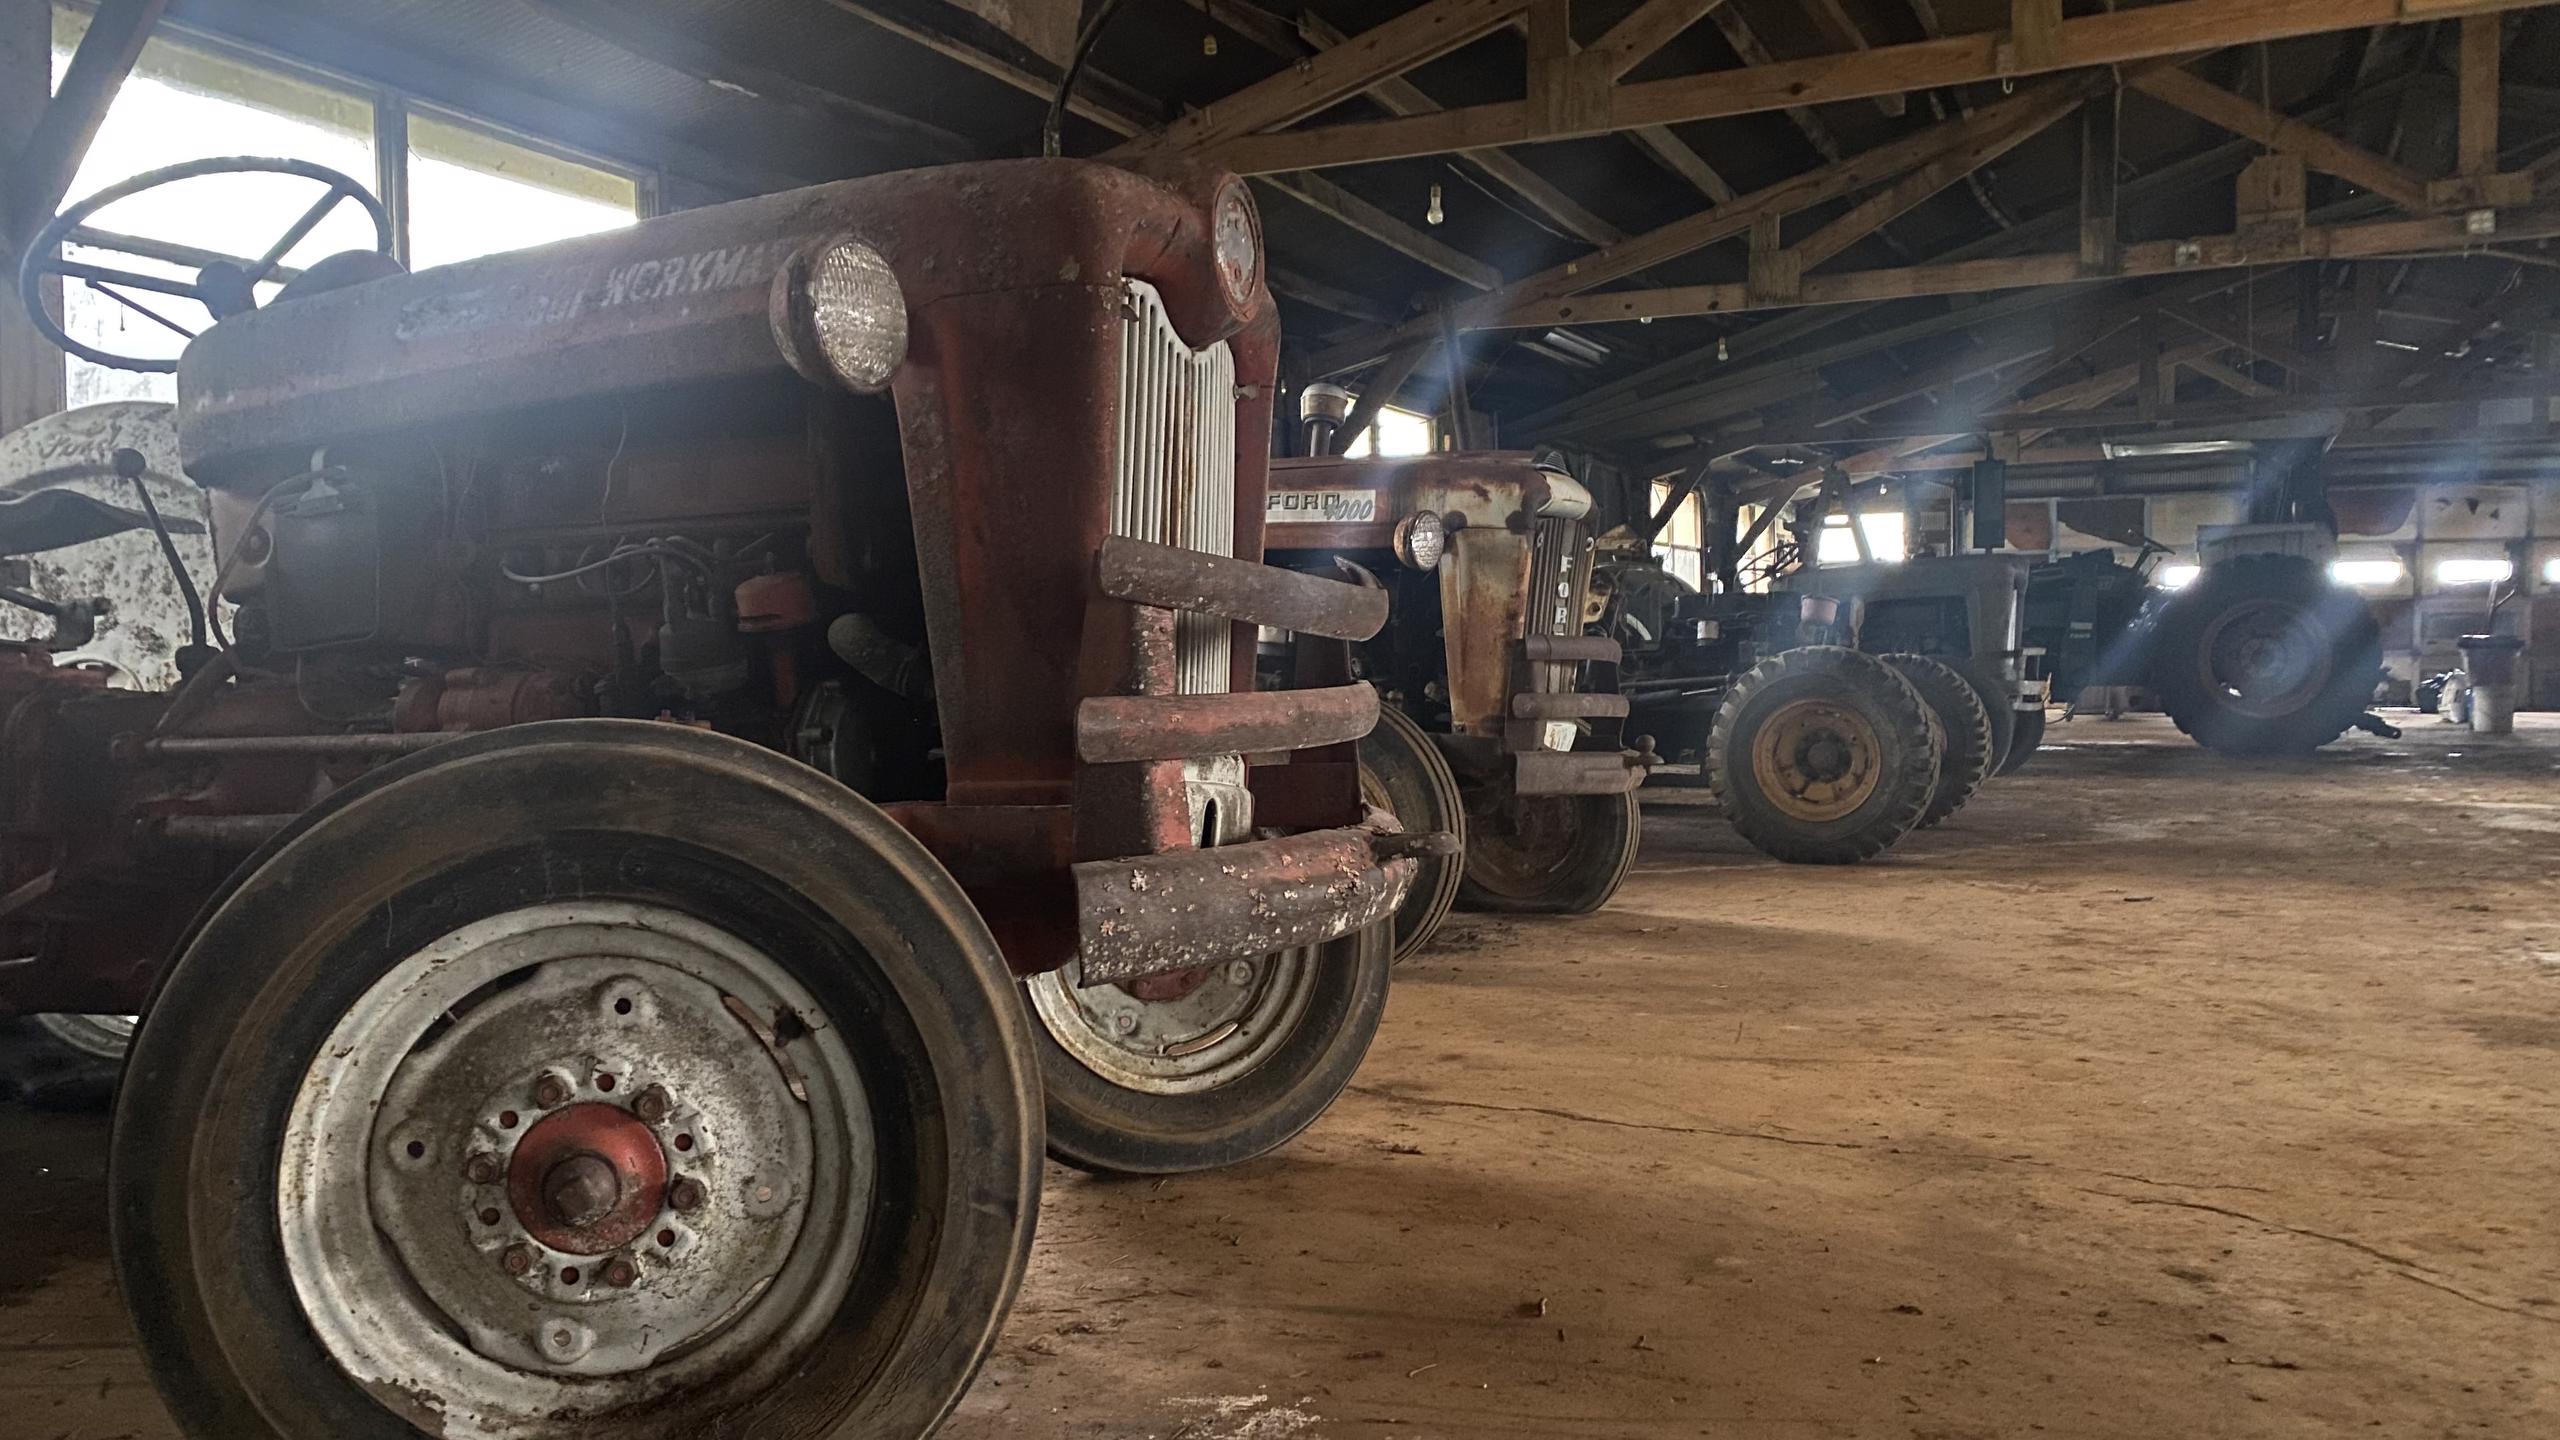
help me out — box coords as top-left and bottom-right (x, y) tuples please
(1267, 451), (1589, 552)
(175, 158), (1260, 484)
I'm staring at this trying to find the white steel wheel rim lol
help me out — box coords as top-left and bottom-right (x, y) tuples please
(276, 900), (874, 1435)
(1027, 947), (1318, 1096)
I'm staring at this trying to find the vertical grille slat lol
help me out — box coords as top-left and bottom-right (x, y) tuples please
(1114, 280), (1238, 697)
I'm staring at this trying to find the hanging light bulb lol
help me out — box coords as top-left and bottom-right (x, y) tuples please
(1200, 0), (1217, 54)
(1717, 336), (1730, 362)
(1426, 183), (1445, 226)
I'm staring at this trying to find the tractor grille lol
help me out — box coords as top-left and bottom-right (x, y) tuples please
(1114, 279), (1238, 697)
(1527, 517), (1591, 691)
(1528, 517), (1590, 639)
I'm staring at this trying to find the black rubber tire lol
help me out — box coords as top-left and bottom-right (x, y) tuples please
(2146, 554), (2384, 757)
(1032, 920), (1392, 1176)
(1951, 657), (2020, 774)
(1708, 646), (1939, 865)
(1881, 653), (1994, 830)
(1358, 706), (1466, 961)
(111, 721), (1040, 1440)
(1455, 785), (1641, 915)
(1998, 706), (2047, 775)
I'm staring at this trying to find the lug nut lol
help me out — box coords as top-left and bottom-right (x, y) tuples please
(1111, 1011), (1140, 1036)
(603, 1255), (640, 1289)
(1226, 960), (1255, 985)
(501, 1243), (539, 1277)
(464, 1152), (503, 1185)
(632, 1085), (673, 1124)
(532, 1071), (574, 1108)
(668, 1176), (708, 1213)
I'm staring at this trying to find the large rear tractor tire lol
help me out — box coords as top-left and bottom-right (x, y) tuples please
(1880, 653), (1994, 830)
(1455, 781), (1641, 916)
(2147, 555), (2383, 756)
(112, 721), (1039, 1440)
(1709, 646), (1940, 865)
(1358, 706), (1467, 960)
(1026, 921), (1393, 1176)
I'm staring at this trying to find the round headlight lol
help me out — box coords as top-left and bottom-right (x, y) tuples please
(1393, 509), (1446, 572)
(789, 239), (907, 392)
(1211, 179), (1263, 312)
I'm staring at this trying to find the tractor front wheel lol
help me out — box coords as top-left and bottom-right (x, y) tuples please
(1455, 778), (1642, 917)
(1357, 706), (1467, 960)
(1026, 921), (1392, 1176)
(1998, 705), (2048, 775)
(1709, 646), (1939, 865)
(112, 722), (1039, 1440)
(1880, 653), (1994, 829)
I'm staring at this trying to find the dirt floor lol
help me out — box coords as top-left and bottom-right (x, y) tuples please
(5, 711), (2557, 1439)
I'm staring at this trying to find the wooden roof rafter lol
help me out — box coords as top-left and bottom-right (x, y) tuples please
(1124, 0), (2559, 176)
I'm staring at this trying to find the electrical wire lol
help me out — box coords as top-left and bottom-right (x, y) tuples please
(595, 405), (630, 525)
(123, 464), (207, 652)
(1044, 0), (1132, 159)
(499, 541), (705, 587)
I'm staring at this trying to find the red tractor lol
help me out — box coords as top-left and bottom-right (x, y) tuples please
(0, 154), (1423, 1436)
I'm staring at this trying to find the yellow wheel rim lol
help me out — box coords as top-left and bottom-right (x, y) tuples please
(1749, 698), (1883, 822)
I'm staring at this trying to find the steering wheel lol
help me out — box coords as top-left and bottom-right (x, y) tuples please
(18, 156), (394, 374)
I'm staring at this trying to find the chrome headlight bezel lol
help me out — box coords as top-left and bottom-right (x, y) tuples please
(1392, 509), (1447, 572)
(1210, 178), (1264, 314)
(771, 236), (909, 394)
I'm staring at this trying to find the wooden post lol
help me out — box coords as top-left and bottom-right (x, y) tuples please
(1, 0), (67, 433)
(1745, 211), (1800, 305)
(2137, 309), (2166, 421)
(2008, 0), (2063, 71)
(2457, 14), (2500, 179)
(2079, 87), (2119, 274)
(2334, 262), (2381, 387)
(2234, 151), (2307, 257)
(1438, 301), (1474, 451)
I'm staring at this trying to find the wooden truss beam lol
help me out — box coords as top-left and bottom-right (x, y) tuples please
(824, 0), (1151, 137)
(1311, 73), (2101, 374)
(1535, 10), (1741, 207)
(1490, 205), (2560, 331)
(1592, 0), (1728, 79)
(2181, 351), (2282, 398)
(1801, 0), (1903, 118)
(1838, 373), (2559, 444)
(1113, 0), (1533, 160)
(1264, 6), (1627, 245)
(1704, 6), (1841, 160)
(1199, 0), (2554, 175)
(2128, 67), (2434, 213)
(1531, 71), (2435, 439)
(524, 0), (974, 164)
(1265, 171), (1505, 290)
(836, 1), (1503, 292)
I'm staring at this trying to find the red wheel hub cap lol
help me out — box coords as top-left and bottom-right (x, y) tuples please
(505, 1102), (669, 1255)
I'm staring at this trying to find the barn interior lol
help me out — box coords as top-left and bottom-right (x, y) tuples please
(0, 3), (2555, 1438)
